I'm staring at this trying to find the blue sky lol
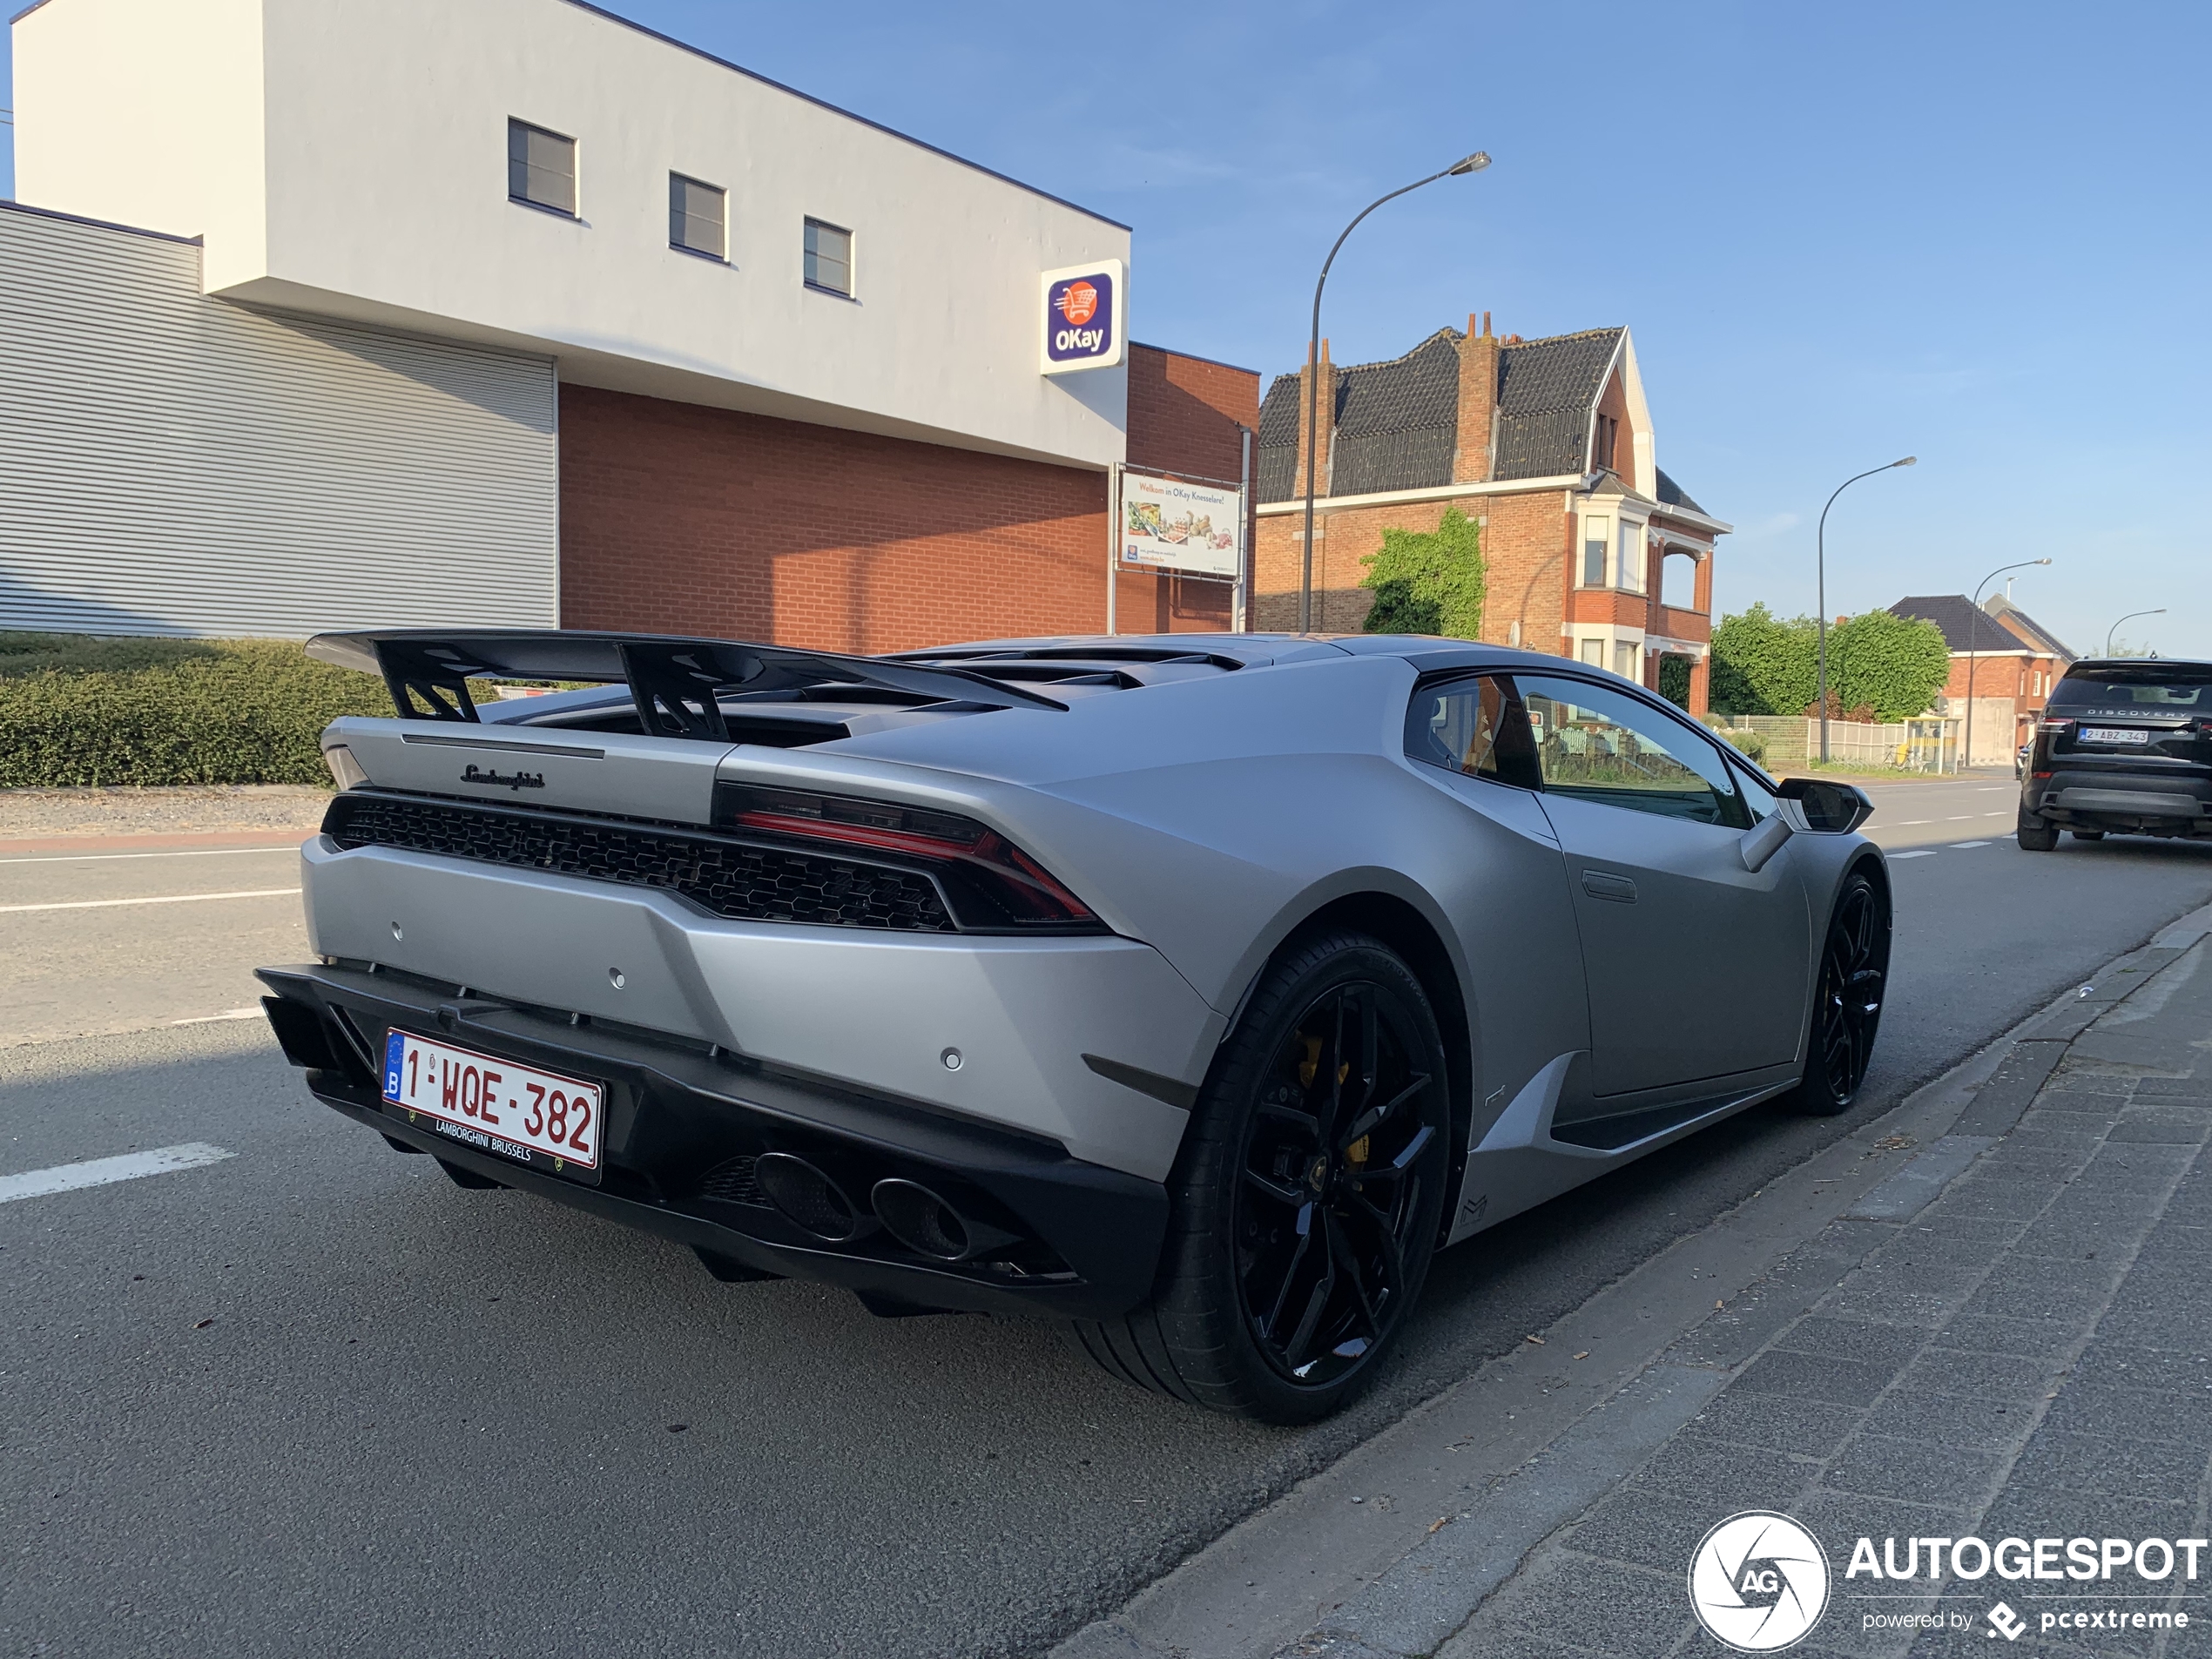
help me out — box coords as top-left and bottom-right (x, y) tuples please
(4, 2), (2205, 653)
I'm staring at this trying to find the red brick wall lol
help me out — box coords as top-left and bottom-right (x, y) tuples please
(1121, 344), (1260, 633)
(560, 349), (1258, 650)
(1251, 486), (1573, 643)
(559, 385), (1110, 651)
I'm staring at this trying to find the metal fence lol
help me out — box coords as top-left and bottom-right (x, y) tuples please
(1714, 715), (1962, 774)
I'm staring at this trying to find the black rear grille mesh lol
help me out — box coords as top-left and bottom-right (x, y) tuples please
(326, 793), (955, 932)
(696, 1156), (770, 1207)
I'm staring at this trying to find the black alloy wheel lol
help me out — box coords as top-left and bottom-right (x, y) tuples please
(1070, 932), (1452, 1422)
(1794, 871), (1889, 1116)
(1233, 976), (1440, 1388)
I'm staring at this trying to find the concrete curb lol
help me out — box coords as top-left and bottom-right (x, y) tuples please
(1051, 900), (2212, 1659)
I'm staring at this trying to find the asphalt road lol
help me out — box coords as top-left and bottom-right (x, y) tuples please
(0, 840), (310, 1045)
(5, 779), (2210, 1659)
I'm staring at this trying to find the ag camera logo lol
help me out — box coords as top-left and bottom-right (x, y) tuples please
(1689, 1512), (1831, 1652)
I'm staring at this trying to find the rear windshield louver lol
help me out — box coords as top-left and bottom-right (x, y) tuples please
(325, 792), (957, 933)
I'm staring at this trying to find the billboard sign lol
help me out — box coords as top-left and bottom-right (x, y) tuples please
(1040, 260), (1125, 374)
(1119, 469), (1242, 579)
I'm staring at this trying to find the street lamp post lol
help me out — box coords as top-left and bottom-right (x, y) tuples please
(1962, 557), (2053, 770)
(1815, 457), (1915, 763)
(2106, 609), (2166, 657)
(1299, 152), (1491, 632)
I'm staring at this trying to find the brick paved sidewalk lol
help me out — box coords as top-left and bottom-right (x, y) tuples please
(1440, 941), (2212, 1659)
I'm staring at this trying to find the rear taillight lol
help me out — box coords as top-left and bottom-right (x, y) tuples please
(712, 784), (1100, 932)
(2037, 718), (2073, 735)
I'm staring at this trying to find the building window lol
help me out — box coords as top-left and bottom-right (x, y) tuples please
(804, 218), (853, 296)
(508, 119), (577, 217)
(1615, 640), (1641, 681)
(1595, 414), (1618, 473)
(1619, 521), (1644, 593)
(1581, 517), (1610, 587)
(1579, 637), (1605, 667)
(669, 173), (725, 260)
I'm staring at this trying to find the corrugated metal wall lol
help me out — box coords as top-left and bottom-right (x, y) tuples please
(0, 204), (558, 637)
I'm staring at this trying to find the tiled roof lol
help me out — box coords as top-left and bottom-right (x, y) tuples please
(1655, 469), (1705, 514)
(1329, 329), (1461, 497)
(1255, 374), (1302, 503)
(1986, 597), (2076, 660)
(1253, 324), (1649, 502)
(1493, 327), (1623, 481)
(1889, 595), (2074, 659)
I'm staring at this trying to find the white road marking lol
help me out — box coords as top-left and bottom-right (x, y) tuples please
(1951, 840), (1993, 848)
(0, 1143), (235, 1205)
(0, 887), (301, 914)
(1947, 815), (1975, 820)
(172, 1008), (266, 1026)
(1898, 819), (1932, 826)
(0, 846), (300, 866)
(1891, 850), (1939, 860)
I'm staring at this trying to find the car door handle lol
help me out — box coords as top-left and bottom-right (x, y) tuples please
(1581, 870), (1638, 904)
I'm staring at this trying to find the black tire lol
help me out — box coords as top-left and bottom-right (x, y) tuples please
(1792, 872), (1889, 1116)
(1071, 932), (1452, 1423)
(2072, 829), (2106, 842)
(2017, 806), (2060, 852)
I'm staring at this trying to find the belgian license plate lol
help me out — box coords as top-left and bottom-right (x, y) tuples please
(2080, 727), (2150, 745)
(381, 1031), (604, 1182)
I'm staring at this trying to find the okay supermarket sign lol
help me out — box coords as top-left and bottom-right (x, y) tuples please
(1040, 260), (1125, 374)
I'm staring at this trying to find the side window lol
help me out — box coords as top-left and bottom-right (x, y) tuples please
(1515, 674), (1749, 827)
(1405, 674), (1541, 790)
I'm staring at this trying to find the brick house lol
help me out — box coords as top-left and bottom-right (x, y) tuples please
(1887, 594), (2076, 760)
(1251, 318), (1731, 711)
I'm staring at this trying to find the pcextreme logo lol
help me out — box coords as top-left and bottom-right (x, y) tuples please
(1689, 1512), (1831, 1652)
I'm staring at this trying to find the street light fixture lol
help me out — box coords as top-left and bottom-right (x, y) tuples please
(2106, 609), (2166, 658)
(1815, 457), (1915, 762)
(1962, 557), (2053, 771)
(1298, 152), (1492, 632)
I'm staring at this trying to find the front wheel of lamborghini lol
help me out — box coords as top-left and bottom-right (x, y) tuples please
(1071, 931), (1453, 1422)
(1791, 871), (1889, 1116)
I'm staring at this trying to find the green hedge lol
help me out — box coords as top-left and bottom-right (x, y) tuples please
(0, 632), (395, 787)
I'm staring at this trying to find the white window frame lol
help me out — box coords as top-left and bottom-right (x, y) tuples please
(1579, 514), (1612, 589)
(507, 118), (578, 219)
(804, 217), (855, 298)
(669, 172), (727, 262)
(1617, 517), (1646, 594)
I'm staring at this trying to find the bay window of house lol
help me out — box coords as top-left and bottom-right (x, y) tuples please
(1579, 637), (1605, 667)
(1618, 521), (1645, 593)
(1615, 640), (1641, 680)
(1581, 516), (1610, 587)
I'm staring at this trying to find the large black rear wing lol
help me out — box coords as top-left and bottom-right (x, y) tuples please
(307, 630), (1067, 739)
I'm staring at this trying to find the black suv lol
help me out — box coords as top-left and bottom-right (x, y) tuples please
(2019, 658), (2212, 849)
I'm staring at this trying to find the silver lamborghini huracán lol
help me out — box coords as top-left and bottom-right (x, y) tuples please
(259, 631), (1886, 1422)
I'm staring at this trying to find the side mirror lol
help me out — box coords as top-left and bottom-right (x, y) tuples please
(1776, 777), (1873, 834)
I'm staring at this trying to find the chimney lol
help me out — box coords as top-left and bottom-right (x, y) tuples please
(1293, 337), (1339, 500)
(1454, 313), (1500, 483)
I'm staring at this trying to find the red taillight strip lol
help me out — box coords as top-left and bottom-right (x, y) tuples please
(728, 807), (1096, 922)
(731, 809), (974, 862)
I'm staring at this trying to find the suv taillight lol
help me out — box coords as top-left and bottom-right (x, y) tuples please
(711, 783), (1101, 932)
(2037, 718), (2073, 734)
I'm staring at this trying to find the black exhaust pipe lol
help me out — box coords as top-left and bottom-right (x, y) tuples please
(753, 1152), (874, 1244)
(871, 1178), (1020, 1263)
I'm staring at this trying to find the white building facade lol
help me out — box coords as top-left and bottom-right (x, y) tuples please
(2, 0), (1245, 646)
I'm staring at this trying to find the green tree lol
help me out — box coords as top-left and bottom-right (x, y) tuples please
(1829, 610), (1951, 720)
(1360, 506), (1485, 639)
(1709, 602), (1818, 715)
